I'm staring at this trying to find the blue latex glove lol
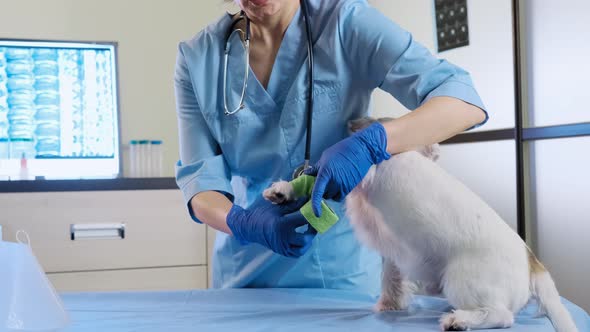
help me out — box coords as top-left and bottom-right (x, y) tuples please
(226, 197), (317, 258)
(305, 122), (390, 217)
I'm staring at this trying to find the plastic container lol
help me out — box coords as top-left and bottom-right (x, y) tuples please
(129, 140), (139, 178)
(19, 152), (30, 180)
(128, 140), (164, 177)
(150, 140), (163, 177)
(138, 140), (149, 178)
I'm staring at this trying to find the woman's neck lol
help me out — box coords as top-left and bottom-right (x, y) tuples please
(249, 1), (300, 46)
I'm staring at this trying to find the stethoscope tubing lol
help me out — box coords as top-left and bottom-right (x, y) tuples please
(223, 1), (314, 179)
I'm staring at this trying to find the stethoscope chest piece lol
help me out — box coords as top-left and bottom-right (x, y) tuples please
(292, 163), (312, 180)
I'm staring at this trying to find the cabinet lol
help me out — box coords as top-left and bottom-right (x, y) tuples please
(0, 189), (208, 292)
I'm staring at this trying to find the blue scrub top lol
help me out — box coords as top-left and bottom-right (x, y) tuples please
(174, 0), (487, 297)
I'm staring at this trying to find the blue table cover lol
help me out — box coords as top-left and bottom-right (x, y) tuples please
(60, 288), (590, 331)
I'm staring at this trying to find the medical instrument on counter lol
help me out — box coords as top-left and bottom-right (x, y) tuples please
(128, 139), (163, 178)
(19, 152), (29, 180)
(223, 0), (314, 180)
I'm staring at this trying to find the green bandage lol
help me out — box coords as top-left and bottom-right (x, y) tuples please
(291, 174), (316, 198)
(290, 175), (339, 233)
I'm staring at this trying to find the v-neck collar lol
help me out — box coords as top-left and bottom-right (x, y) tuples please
(226, 29), (277, 112)
(225, 6), (306, 113)
(264, 6), (306, 108)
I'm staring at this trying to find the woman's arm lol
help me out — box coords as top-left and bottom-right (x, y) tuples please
(174, 43), (235, 230)
(304, 99), (484, 216)
(190, 192), (234, 234)
(383, 96), (486, 154)
(338, 2), (488, 139)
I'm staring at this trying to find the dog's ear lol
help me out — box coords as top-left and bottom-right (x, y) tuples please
(419, 144), (441, 162)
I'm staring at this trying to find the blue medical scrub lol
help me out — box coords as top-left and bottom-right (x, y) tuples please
(174, 0), (487, 297)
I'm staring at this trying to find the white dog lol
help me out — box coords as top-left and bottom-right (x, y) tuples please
(264, 117), (577, 331)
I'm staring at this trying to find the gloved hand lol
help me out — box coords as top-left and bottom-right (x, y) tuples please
(226, 197), (317, 258)
(305, 122), (390, 217)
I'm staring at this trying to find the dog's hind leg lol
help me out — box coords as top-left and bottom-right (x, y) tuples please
(439, 255), (528, 331)
(439, 307), (514, 331)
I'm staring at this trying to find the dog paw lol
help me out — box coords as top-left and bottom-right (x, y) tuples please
(263, 181), (294, 204)
(373, 296), (407, 312)
(439, 312), (468, 331)
(373, 301), (395, 312)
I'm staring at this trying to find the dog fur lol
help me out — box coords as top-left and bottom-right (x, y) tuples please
(263, 117), (577, 332)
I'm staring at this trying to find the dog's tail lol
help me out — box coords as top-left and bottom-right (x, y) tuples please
(528, 247), (578, 332)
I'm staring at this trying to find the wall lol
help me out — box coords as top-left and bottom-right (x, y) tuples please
(530, 137), (590, 312)
(524, 0), (590, 312)
(525, 0), (590, 127)
(0, 0), (231, 177)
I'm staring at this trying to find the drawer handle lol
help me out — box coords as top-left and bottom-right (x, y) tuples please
(70, 223), (126, 240)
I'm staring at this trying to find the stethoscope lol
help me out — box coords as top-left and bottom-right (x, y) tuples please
(223, 0), (314, 180)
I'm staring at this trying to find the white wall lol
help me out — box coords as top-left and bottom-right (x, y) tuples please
(525, 0), (590, 312)
(0, 0), (230, 177)
(530, 137), (590, 312)
(525, 0), (590, 127)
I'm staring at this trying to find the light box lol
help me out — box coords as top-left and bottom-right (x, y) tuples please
(0, 39), (120, 180)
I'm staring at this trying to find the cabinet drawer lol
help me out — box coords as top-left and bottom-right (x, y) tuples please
(48, 265), (207, 292)
(0, 190), (206, 272)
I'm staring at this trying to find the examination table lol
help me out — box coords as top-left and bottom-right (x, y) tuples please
(60, 288), (590, 331)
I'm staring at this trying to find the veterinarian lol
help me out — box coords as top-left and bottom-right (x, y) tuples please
(174, 0), (487, 296)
